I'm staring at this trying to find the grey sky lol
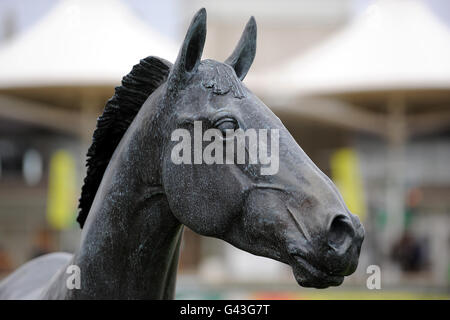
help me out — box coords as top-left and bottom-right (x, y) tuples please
(0, 0), (181, 43)
(0, 0), (449, 44)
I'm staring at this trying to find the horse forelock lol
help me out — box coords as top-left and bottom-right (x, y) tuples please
(200, 60), (245, 99)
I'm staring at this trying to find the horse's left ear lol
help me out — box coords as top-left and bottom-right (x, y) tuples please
(225, 16), (257, 81)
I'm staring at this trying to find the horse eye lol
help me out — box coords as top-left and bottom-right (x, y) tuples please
(214, 117), (238, 134)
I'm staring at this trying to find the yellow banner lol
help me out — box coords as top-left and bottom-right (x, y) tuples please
(46, 150), (77, 230)
(330, 148), (366, 220)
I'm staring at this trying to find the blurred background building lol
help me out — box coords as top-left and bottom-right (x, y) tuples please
(0, 0), (449, 299)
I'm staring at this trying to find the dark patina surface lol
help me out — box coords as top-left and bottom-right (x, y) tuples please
(0, 9), (364, 299)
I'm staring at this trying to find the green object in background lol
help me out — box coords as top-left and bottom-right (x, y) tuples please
(376, 209), (412, 231)
(404, 208), (414, 228)
(375, 209), (387, 230)
(46, 150), (77, 230)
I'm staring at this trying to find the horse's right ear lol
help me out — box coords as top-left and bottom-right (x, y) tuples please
(168, 8), (206, 85)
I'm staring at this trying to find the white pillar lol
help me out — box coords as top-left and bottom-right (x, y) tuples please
(383, 93), (407, 253)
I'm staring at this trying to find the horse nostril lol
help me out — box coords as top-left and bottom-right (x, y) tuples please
(327, 215), (355, 254)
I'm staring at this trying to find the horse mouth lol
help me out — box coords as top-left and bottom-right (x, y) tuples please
(291, 254), (344, 288)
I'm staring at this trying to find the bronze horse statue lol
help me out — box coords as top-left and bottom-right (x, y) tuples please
(0, 9), (364, 299)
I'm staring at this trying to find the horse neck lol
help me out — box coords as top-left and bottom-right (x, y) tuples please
(47, 111), (183, 299)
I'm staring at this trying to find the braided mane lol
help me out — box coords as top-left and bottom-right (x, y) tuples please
(77, 56), (172, 228)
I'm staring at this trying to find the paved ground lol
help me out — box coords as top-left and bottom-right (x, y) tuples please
(175, 279), (450, 300)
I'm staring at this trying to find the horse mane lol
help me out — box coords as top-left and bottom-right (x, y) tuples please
(77, 56), (172, 228)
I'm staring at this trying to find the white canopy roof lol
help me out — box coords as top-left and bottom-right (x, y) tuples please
(249, 0), (450, 98)
(0, 0), (178, 88)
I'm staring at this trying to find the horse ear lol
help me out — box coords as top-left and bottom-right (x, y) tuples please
(225, 16), (257, 81)
(170, 8), (206, 81)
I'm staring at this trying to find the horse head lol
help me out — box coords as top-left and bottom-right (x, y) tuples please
(158, 9), (364, 288)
